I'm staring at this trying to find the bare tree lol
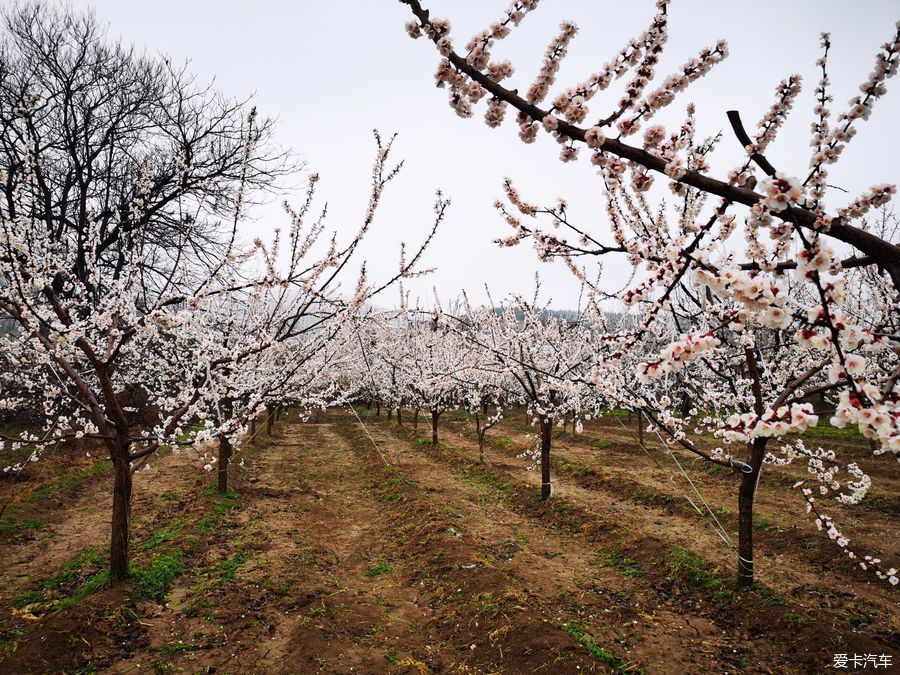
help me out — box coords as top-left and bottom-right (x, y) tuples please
(0, 1), (293, 297)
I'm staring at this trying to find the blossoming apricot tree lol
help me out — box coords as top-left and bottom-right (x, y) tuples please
(399, 0), (900, 587)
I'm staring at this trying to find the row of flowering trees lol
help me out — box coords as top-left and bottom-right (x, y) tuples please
(1, 0), (897, 597)
(397, 0), (899, 588)
(0, 3), (446, 580)
(347, 290), (617, 497)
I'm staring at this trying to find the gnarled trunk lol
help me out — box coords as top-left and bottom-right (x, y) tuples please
(218, 436), (233, 495)
(475, 412), (485, 463)
(540, 418), (552, 501)
(110, 452), (133, 581)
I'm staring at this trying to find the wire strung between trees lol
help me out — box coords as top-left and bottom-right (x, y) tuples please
(347, 404), (390, 467)
(609, 412), (737, 553)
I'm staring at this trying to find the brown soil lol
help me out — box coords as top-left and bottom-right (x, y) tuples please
(0, 409), (897, 674)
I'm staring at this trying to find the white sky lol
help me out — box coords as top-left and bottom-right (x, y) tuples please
(67, 0), (900, 308)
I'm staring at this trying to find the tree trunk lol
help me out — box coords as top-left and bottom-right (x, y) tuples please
(478, 433), (485, 463)
(737, 438), (766, 588)
(482, 402), (488, 415)
(431, 409), (440, 446)
(387, 408), (393, 422)
(110, 453), (133, 581)
(397, 408), (402, 425)
(217, 436), (233, 495)
(249, 416), (256, 440)
(413, 408), (419, 430)
(637, 411), (644, 447)
(376, 402), (381, 417)
(366, 399), (372, 411)
(266, 407), (276, 436)
(540, 418), (552, 501)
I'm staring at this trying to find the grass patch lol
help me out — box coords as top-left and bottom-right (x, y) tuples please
(12, 590), (44, 608)
(0, 517), (46, 534)
(194, 487), (240, 535)
(217, 552), (248, 584)
(800, 424), (863, 441)
(54, 570), (110, 611)
(596, 549), (644, 578)
(594, 439), (611, 449)
(132, 553), (183, 599)
(753, 517), (784, 533)
(754, 586), (789, 607)
(43, 549), (105, 591)
(564, 621), (627, 671)
(785, 612), (814, 626)
(473, 469), (510, 492)
(141, 519), (184, 551)
(158, 642), (200, 658)
(364, 556), (393, 578)
(666, 548), (727, 596)
(633, 485), (675, 506)
(26, 463), (107, 504)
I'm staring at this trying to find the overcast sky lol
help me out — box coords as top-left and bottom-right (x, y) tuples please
(66, 0), (900, 308)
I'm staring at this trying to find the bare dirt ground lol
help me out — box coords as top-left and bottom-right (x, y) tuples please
(0, 408), (897, 674)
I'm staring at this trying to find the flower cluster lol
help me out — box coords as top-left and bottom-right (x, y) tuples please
(526, 21), (579, 105)
(759, 173), (805, 212)
(637, 332), (720, 382)
(837, 183), (896, 221)
(721, 403), (819, 442)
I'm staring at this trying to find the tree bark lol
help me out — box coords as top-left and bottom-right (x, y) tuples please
(110, 452), (132, 581)
(396, 408), (402, 425)
(387, 408), (393, 422)
(376, 402), (381, 417)
(540, 418), (552, 501)
(249, 416), (257, 440)
(431, 409), (440, 446)
(475, 412), (484, 463)
(637, 411), (644, 447)
(217, 435), (233, 495)
(737, 437), (766, 588)
(266, 407), (276, 436)
(738, 347), (767, 589)
(413, 408), (419, 430)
